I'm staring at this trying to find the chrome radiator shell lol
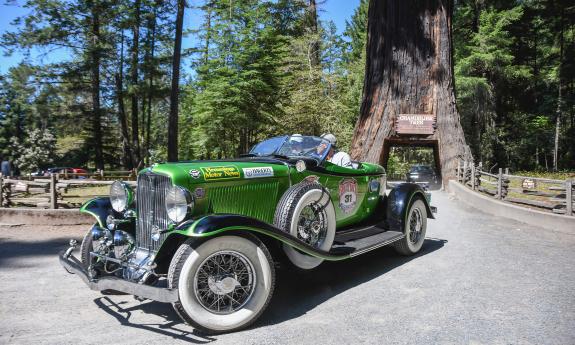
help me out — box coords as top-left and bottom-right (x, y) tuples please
(136, 172), (172, 251)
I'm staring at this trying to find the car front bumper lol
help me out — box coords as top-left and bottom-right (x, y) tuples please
(58, 248), (178, 303)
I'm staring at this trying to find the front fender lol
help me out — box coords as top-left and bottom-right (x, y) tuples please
(386, 183), (434, 232)
(161, 214), (351, 261)
(80, 197), (113, 228)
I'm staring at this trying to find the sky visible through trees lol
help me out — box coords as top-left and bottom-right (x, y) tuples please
(0, 0), (573, 174)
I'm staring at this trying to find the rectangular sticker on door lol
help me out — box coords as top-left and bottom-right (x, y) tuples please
(242, 167), (274, 179)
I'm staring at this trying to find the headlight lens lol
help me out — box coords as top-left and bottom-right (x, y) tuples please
(165, 186), (192, 223)
(110, 181), (132, 212)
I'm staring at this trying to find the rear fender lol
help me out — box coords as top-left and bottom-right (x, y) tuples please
(386, 183), (434, 232)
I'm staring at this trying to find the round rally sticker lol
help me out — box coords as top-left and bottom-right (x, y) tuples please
(339, 178), (357, 214)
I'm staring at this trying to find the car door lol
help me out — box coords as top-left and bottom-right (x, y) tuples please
(321, 161), (371, 228)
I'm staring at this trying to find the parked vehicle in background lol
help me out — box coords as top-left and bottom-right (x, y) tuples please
(43, 167), (88, 178)
(406, 165), (439, 187)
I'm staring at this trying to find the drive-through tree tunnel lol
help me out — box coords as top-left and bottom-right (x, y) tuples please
(383, 139), (442, 190)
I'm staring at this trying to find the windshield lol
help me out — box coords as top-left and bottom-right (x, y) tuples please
(249, 136), (288, 156)
(249, 135), (332, 161)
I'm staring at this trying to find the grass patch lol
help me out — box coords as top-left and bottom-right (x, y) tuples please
(61, 185), (109, 206)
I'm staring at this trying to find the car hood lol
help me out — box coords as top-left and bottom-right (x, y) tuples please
(144, 159), (291, 186)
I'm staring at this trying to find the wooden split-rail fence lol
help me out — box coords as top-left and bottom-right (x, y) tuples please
(0, 170), (137, 209)
(457, 160), (574, 217)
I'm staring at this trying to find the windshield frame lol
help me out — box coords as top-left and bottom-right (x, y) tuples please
(249, 135), (333, 163)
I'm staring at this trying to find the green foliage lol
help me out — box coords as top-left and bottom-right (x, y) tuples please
(454, 0), (575, 171)
(11, 128), (57, 173)
(1, 0), (573, 175)
(387, 148), (436, 178)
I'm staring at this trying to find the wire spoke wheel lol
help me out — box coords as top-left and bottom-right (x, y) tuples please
(296, 203), (328, 247)
(193, 251), (256, 315)
(394, 198), (427, 256)
(408, 207), (423, 244)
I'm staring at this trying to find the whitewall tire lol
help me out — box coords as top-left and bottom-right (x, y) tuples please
(168, 235), (275, 333)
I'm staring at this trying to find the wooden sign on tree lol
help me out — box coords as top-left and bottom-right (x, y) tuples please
(395, 114), (436, 135)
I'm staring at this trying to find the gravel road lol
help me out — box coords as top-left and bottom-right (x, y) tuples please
(1, 191), (574, 345)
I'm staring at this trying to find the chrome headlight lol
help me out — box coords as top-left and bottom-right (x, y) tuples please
(165, 186), (193, 223)
(110, 181), (133, 212)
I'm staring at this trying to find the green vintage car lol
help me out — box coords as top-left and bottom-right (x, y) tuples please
(60, 135), (435, 333)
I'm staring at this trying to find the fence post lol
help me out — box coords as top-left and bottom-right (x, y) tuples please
(50, 173), (57, 209)
(100, 169), (104, 180)
(505, 168), (509, 175)
(463, 160), (468, 185)
(566, 179), (573, 217)
(497, 168), (503, 200)
(471, 163), (476, 191)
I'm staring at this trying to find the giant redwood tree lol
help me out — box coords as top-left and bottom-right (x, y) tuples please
(350, 0), (471, 182)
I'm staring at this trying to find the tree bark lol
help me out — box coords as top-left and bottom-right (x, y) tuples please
(350, 0), (471, 183)
(168, 0), (185, 162)
(90, 1), (104, 170)
(131, 0), (142, 167)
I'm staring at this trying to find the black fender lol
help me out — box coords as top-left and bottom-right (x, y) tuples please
(80, 197), (113, 228)
(386, 183), (434, 232)
(162, 214), (353, 261)
(79, 197), (134, 233)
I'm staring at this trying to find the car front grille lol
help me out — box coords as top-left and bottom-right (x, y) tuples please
(136, 172), (172, 251)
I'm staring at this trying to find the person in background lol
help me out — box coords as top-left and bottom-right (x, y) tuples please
(321, 133), (353, 168)
(1, 158), (12, 177)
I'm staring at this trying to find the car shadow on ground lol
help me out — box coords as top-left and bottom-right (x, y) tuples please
(0, 236), (82, 268)
(258, 238), (446, 328)
(92, 238), (446, 338)
(94, 297), (216, 343)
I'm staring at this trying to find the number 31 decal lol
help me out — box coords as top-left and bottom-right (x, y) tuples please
(338, 178), (357, 214)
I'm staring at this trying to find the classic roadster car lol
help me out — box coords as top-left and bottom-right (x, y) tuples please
(60, 135), (435, 333)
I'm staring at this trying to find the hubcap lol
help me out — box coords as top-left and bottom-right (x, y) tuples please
(297, 204), (327, 247)
(194, 251), (256, 314)
(408, 207), (423, 244)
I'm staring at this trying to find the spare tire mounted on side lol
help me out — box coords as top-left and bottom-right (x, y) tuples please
(273, 182), (336, 269)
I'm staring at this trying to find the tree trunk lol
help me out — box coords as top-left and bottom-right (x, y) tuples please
(116, 32), (133, 169)
(90, 2), (104, 170)
(553, 5), (564, 172)
(144, 2), (158, 165)
(168, 0), (185, 162)
(131, 0), (142, 167)
(350, 0), (471, 183)
(306, 0), (320, 68)
(203, 2), (212, 65)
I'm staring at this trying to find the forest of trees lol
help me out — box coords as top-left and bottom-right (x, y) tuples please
(0, 0), (573, 174)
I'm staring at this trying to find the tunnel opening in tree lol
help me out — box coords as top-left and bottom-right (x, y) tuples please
(384, 141), (442, 191)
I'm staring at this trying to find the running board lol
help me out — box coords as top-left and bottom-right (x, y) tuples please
(329, 230), (404, 257)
